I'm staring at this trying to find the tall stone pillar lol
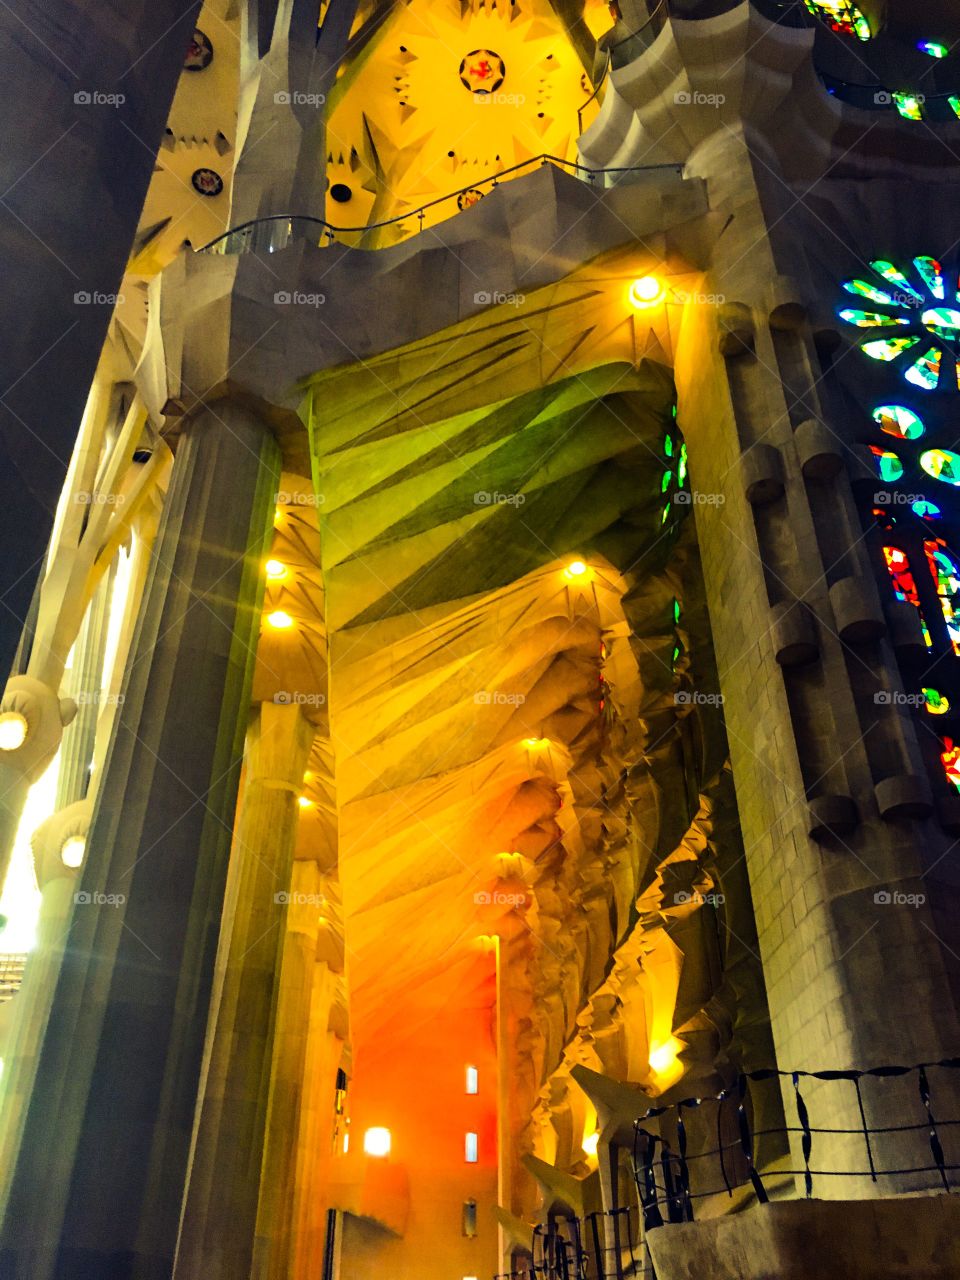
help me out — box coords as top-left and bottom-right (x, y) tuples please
(0, 403), (279, 1279)
(253, 860), (344, 1279)
(175, 700), (315, 1280)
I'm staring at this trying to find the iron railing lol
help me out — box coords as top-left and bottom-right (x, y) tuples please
(633, 1061), (960, 1225)
(197, 155), (683, 256)
(493, 1207), (650, 1279)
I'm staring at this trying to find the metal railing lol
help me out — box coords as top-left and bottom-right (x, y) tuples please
(197, 155), (683, 256)
(579, 0), (670, 133)
(493, 1207), (650, 1279)
(633, 1061), (960, 1226)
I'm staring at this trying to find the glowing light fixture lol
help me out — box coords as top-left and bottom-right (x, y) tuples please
(582, 1131), (600, 1156)
(363, 1127), (391, 1157)
(266, 610), (294, 630)
(629, 276), (664, 309)
(465, 1132), (479, 1162)
(60, 836), (86, 869)
(648, 1036), (685, 1081)
(563, 559), (589, 580)
(466, 1065), (479, 1094)
(522, 737), (549, 750)
(0, 713), (28, 752)
(297, 795), (313, 809)
(265, 558), (287, 579)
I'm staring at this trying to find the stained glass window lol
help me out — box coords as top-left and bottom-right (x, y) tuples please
(920, 449), (960, 485)
(924, 539), (960, 655)
(941, 738), (960, 791)
(913, 498), (942, 519)
(804, 0), (870, 40)
(918, 41), (948, 59)
(924, 687), (950, 715)
(892, 93), (923, 121)
(883, 546), (932, 647)
(872, 405), (925, 439)
(840, 257), (960, 391)
(869, 446), (903, 482)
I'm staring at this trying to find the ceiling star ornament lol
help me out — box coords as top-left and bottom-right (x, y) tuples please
(839, 255), (960, 391)
(459, 48), (506, 93)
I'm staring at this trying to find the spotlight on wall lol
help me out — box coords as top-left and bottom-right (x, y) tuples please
(297, 795), (313, 809)
(265, 559), (287, 580)
(629, 275), (665, 309)
(363, 1127), (392, 1158)
(266, 610), (294, 630)
(582, 1131), (600, 1157)
(648, 1036), (685, 1084)
(522, 737), (549, 750)
(563, 558), (589, 580)
(60, 835), (86, 869)
(0, 712), (28, 751)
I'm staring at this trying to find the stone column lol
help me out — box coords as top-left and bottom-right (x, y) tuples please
(174, 699), (315, 1280)
(252, 860), (344, 1279)
(0, 403), (279, 1279)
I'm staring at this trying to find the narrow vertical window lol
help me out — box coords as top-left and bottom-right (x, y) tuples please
(465, 1065), (478, 1094)
(465, 1132), (478, 1163)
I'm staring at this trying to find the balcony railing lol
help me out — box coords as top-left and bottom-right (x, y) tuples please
(633, 1060), (960, 1226)
(197, 156), (683, 257)
(493, 1206), (650, 1279)
(0, 952), (27, 1002)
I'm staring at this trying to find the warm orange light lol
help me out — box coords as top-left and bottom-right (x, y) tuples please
(582, 1131), (600, 1156)
(629, 276), (665, 309)
(563, 558), (589, 580)
(648, 1036), (685, 1085)
(265, 558), (287, 580)
(523, 737), (549, 749)
(363, 1127), (391, 1157)
(266, 610), (293, 630)
(297, 795), (313, 809)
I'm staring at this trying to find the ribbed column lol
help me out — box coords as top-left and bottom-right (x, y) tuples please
(175, 700), (315, 1280)
(253, 860), (343, 1280)
(55, 566), (114, 808)
(0, 404), (280, 1280)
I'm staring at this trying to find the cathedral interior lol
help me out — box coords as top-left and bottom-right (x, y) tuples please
(2, 0), (960, 1276)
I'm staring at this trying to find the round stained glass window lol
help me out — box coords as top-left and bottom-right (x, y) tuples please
(872, 404), (925, 439)
(921, 449), (960, 486)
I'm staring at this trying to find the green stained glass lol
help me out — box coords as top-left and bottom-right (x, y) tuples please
(912, 499), (941, 518)
(678, 442), (688, 485)
(950, 97), (960, 120)
(870, 446), (903, 482)
(893, 93), (923, 121)
(839, 309), (909, 328)
(919, 41), (948, 59)
(664, 435), (674, 458)
(661, 505), (670, 525)
(904, 346), (942, 390)
(672, 644), (681, 664)
(860, 335), (921, 362)
(921, 449), (960, 485)
(673, 599), (681, 624)
(872, 404), (925, 439)
(922, 307), (960, 339)
(914, 256), (945, 299)
(843, 279), (897, 305)
(661, 470), (673, 493)
(870, 261), (924, 303)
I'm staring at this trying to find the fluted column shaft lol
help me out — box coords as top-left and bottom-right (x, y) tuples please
(175, 700), (315, 1279)
(0, 404), (280, 1280)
